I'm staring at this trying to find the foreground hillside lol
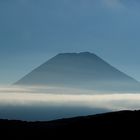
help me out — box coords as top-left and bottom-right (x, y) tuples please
(1, 110), (140, 139)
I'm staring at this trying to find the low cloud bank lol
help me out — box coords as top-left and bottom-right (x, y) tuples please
(0, 85), (140, 121)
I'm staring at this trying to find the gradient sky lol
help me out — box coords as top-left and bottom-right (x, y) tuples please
(1, 0), (140, 85)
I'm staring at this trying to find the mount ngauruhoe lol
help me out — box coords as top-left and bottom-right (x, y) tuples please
(15, 52), (140, 92)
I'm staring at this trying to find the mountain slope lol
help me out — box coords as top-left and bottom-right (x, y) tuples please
(15, 52), (140, 92)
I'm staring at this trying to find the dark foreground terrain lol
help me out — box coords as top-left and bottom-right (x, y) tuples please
(1, 110), (140, 139)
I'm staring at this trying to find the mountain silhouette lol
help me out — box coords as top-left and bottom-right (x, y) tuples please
(15, 52), (140, 92)
(0, 110), (140, 138)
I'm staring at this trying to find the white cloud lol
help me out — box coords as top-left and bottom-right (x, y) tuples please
(102, 0), (125, 9)
(0, 86), (140, 110)
(0, 85), (140, 120)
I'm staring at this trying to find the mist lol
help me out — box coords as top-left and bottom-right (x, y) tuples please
(0, 86), (140, 121)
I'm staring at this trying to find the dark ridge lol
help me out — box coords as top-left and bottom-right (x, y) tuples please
(0, 110), (140, 138)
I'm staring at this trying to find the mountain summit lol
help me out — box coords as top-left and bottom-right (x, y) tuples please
(15, 52), (140, 92)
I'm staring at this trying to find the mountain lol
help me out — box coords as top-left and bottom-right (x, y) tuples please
(0, 110), (140, 138)
(15, 52), (140, 92)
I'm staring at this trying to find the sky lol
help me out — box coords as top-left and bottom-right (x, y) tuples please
(1, 0), (140, 84)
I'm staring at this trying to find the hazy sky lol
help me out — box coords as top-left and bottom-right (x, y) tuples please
(1, 0), (140, 84)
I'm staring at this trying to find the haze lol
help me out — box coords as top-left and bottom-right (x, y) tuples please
(1, 0), (140, 84)
(0, 86), (139, 121)
(0, 0), (140, 121)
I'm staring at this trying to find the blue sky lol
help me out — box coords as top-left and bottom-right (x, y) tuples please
(0, 0), (140, 84)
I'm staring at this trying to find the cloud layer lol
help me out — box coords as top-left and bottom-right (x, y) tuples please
(0, 86), (140, 121)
